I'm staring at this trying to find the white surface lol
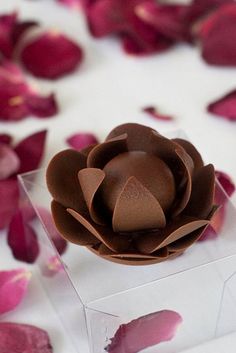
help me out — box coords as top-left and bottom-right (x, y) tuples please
(0, 0), (236, 352)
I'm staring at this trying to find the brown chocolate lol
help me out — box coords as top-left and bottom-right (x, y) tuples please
(46, 123), (216, 266)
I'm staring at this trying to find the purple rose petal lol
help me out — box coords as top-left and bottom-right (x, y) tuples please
(0, 322), (53, 353)
(66, 132), (99, 150)
(0, 144), (20, 180)
(0, 269), (31, 315)
(107, 310), (183, 353)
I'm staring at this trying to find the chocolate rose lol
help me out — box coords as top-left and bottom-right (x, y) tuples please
(46, 123), (215, 265)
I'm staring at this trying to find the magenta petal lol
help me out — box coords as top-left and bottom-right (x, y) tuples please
(0, 133), (12, 145)
(207, 89), (236, 121)
(216, 170), (235, 197)
(107, 310), (183, 353)
(57, 0), (81, 10)
(0, 12), (17, 58)
(37, 208), (67, 255)
(20, 31), (84, 79)
(0, 144), (20, 180)
(0, 84), (28, 121)
(41, 256), (64, 277)
(199, 4), (236, 67)
(0, 322), (53, 353)
(0, 269), (31, 314)
(14, 130), (47, 174)
(143, 106), (174, 121)
(11, 21), (39, 48)
(0, 179), (19, 230)
(26, 93), (58, 118)
(66, 132), (99, 150)
(7, 210), (40, 264)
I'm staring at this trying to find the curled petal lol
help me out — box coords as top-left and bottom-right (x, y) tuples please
(87, 133), (128, 168)
(184, 164), (215, 219)
(0, 179), (19, 230)
(0, 144), (20, 180)
(199, 4), (236, 66)
(46, 149), (86, 211)
(173, 138), (204, 173)
(52, 201), (99, 246)
(0, 322), (53, 353)
(0, 269), (31, 314)
(136, 217), (209, 254)
(112, 176), (166, 233)
(167, 226), (207, 252)
(67, 208), (130, 252)
(26, 93), (58, 118)
(216, 170), (235, 197)
(142, 106), (174, 121)
(20, 31), (84, 79)
(207, 89), (236, 121)
(7, 210), (40, 264)
(66, 132), (99, 151)
(107, 310), (183, 353)
(14, 130), (47, 174)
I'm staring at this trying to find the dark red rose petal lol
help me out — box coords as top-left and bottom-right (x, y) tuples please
(11, 21), (39, 48)
(66, 132), (99, 150)
(207, 89), (236, 121)
(0, 84), (28, 121)
(142, 106), (174, 121)
(216, 170), (235, 197)
(0, 322), (53, 353)
(26, 93), (58, 118)
(14, 130), (47, 174)
(20, 31), (84, 79)
(0, 133), (12, 145)
(7, 209), (40, 264)
(0, 179), (19, 230)
(0, 12), (17, 58)
(106, 310), (182, 353)
(198, 4), (236, 66)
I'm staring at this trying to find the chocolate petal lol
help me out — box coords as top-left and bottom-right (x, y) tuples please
(167, 226), (208, 252)
(112, 176), (166, 233)
(106, 123), (154, 151)
(135, 217), (209, 254)
(78, 168), (105, 225)
(87, 133), (128, 168)
(51, 201), (98, 246)
(184, 164), (215, 218)
(173, 138), (204, 172)
(67, 208), (130, 252)
(98, 243), (168, 259)
(46, 149), (86, 211)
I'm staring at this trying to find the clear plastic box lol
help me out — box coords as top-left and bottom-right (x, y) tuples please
(17, 137), (236, 353)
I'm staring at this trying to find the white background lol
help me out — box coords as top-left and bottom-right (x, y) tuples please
(0, 0), (236, 352)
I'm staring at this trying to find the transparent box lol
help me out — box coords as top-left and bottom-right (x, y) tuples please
(17, 134), (236, 353)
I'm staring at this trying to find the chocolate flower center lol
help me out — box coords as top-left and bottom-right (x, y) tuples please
(101, 151), (176, 214)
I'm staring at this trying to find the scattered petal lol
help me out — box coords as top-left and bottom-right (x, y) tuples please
(106, 310), (183, 353)
(0, 269), (31, 315)
(7, 210), (40, 264)
(0, 144), (20, 180)
(0, 12), (17, 58)
(207, 89), (236, 121)
(57, 0), (81, 11)
(0, 179), (19, 230)
(0, 322), (53, 353)
(14, 130), (47, 174)
(66, 132), (99, 150)
(41, 255), (64, 277)
(11, 20), (38, 48)
(199, 4), (236, 66)
(142, 106), (174, 121)
(0, 133), (12, 145)
(37, 207), (68, 255)
(216, 170), (235, 196)
(26, 93), (58, 118)
(20, 31), (84, 79)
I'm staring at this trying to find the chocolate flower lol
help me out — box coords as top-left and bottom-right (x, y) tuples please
(47, 123), (215, 265)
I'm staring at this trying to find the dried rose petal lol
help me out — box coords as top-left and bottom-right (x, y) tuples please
(37, 208), (67, 255)
(0, 322), (53, 353)
(142, 106), (174, 121)
(0, 144), (20, 180)
(207, 89), (236, 121)
(0, 269), (31, 314)
(0, 12), (17, 58)
(14, 130), (47, 174)
(216, 170), (235, 197)
(7, 210), (40, 263)
(20, 31), (84, 79)
(66, 132), (99, 150)
(0, 62), (58, 121)
(0, 133), (12, 145)
(107, 310), (182, 353)
(136, 2), (190, 42)
(41, 256), (64, 277)
(198, 4), (236, 66)
(57, 0), (81, 10)
(0, 179), (19, 230)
